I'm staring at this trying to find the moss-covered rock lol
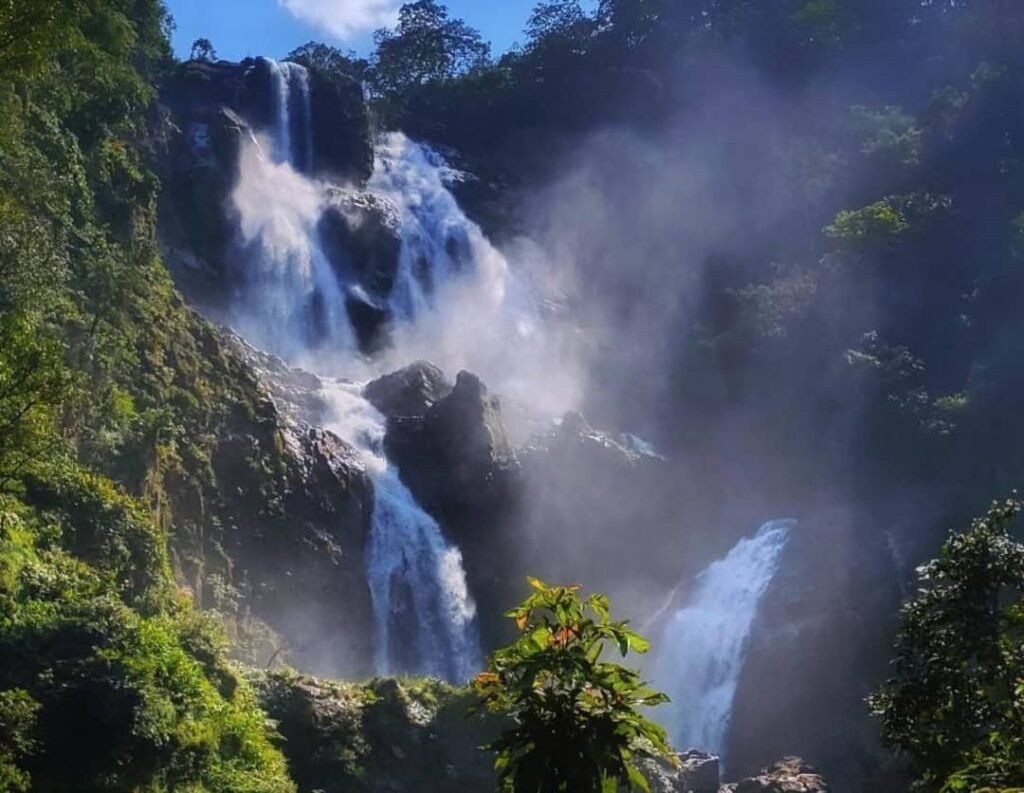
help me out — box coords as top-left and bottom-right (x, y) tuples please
(253, 671), (502, 793)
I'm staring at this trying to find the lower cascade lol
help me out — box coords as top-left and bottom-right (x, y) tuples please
(322, 383), (480, 682)
(655, 520), (794, 758)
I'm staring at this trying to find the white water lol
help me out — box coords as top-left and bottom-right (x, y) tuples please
(321, 382), (480, 681)
(233, 60), (352, 359)
(230, 59), (489, 681)
(655, 519), (793, 757)
(269, 60), (313, 172)
(366, 133), (584, 416)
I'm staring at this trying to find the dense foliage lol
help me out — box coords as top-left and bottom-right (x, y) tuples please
(473, 580), (671, 793)
(870, 498), (1024, 792)
(0, 1), (297, 789)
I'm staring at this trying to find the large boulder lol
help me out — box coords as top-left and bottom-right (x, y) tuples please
(385, 370), (520, 522)
(680, 751), (721, 793)
(319, 190), (403, 301)
(364, 361), (452, 418)
(377, 367), (523, 651)
(318, 189), (404, 350)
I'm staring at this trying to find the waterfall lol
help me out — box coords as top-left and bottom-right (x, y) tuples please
(322, 382), (480, 681)
(655, 520), (793, 757)
(232, 59), (352, 360)
(230, 59), (485, 682)
(267, 59), (313, 171)
(367, 133), (583, 416)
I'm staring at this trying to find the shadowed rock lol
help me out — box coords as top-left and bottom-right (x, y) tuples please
(364, 361), (452, 419)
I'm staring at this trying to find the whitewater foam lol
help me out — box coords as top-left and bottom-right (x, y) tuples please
(655, 519), (793, 757)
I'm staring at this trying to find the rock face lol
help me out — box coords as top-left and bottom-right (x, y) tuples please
(156, 326), (376, 678)
(308, 68), (374, 183)
(515, 411), (688, 619)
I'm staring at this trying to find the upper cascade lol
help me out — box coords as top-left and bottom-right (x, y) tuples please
(267, 59), (314, 173)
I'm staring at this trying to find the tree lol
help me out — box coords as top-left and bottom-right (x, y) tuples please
(526, 1), (593, 49)
(869, 498), (1024, 791)
(189, 37), (216, 62)
(286, 41), (369, 83)
(473, 579), (673, 793)
(370, 0), (490, 96)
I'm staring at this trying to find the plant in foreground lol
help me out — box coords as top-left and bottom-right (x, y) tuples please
(474, 578), (673, 793)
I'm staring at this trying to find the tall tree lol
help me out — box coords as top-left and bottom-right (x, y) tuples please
(526, 0), (593, 48)
(370, 0), (490, 96)
(286, 41), (369, 82)
(189, 37), (216, 62)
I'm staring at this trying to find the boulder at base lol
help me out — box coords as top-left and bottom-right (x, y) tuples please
(729, 758), (829, 793)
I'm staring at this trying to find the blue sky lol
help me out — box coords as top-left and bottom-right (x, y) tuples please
(166, 0), (571, 62)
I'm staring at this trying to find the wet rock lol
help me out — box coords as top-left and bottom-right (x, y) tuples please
(679, 751), (721, 793)
(228, 332), (327, 425)
(386, 370), (519, 523)
(732, 758), (829, 793)
(319, 190), (402, 303)
(364, 361), (452, 418)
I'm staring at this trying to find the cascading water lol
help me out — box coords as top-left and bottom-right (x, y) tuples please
(229, 60), (490, 681)
(654, 520), (794, 757)
(268, 59), (314, 172)
(231, 60), (352, 360)
(322, 383), (480, 681)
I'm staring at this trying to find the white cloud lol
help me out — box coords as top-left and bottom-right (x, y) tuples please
(278, 0), (400, 40)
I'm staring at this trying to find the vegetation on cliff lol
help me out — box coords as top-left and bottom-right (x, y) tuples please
(0, 1), (302, 789)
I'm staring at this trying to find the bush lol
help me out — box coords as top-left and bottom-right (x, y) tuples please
(473, 579), (673, 793)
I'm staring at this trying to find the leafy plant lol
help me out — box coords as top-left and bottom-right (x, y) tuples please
(473, 579), (673, 793)
(870, 497), (1024, 791)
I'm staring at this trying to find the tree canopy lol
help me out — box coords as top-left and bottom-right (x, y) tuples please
(370, 0), (490, 97)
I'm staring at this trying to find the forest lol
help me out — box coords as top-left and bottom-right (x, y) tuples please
(1, 0), (1024, 791)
